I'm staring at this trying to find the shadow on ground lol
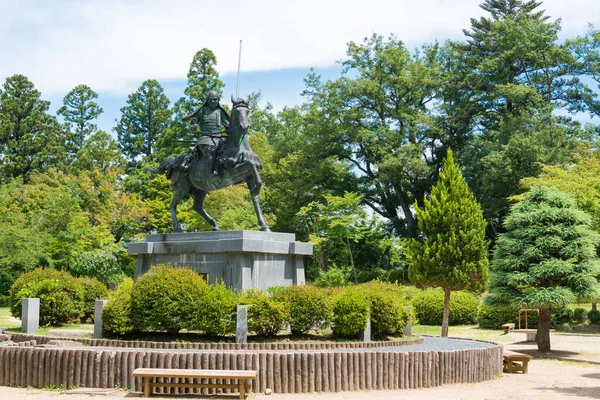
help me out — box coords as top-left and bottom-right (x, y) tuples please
(537, 386), (600, 399)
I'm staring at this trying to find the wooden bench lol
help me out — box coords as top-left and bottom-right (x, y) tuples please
(503, 352), (533, 374)
(133, 368), (258, 400)
(502, 323), (515, 334)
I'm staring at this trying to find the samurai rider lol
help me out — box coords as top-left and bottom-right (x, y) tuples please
(181, 91), (230, 173)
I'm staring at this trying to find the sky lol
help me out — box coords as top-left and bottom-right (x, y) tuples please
(1, 0), (598, 134)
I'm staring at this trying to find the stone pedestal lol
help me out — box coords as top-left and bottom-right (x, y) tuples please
(129, 231), (312, 291)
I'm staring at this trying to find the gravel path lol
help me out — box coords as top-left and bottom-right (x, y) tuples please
(0, 359), (597, 400)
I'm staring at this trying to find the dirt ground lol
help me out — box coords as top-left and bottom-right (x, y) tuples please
(1, 333), (599, 400)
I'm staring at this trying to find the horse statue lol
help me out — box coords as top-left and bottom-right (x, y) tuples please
(154, 96), (270, 232)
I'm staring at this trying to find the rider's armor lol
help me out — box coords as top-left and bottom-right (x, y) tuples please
(181, 105), (230, 172)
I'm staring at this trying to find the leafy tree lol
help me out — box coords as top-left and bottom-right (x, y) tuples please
(298, 35), (442, 237)
(565, 26), (600, 118)
(407, 149), (489, 337)
(488, 186), (600, 351)
(57, 84), (103, 161)
(0, 74), (66, 182)
(73, 130), (125, 172)
(114, 79), (171, 167)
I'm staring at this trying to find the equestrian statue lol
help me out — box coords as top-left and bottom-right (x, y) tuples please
(154, 92), (270, 232)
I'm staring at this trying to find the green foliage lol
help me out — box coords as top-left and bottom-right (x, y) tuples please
(114, 79), (171, 167)
(588, 309), (600, 325)
(573, 308), (587, 324)
(10, 268), (84, 326)
(408, 149), (490, 293)
(239, 290), (287, 337)
(130, 265), (205, 334)
(489, 187), (600, 309)
(102, 278), (135, 337)
(551, 307), (573, 326)
(71, 249), (123, 285)
(77, 277), (108, 323)
(314, 267), (348, 288)
(0, 74), (66, 182)
(196, 281), (237, 336)
(330, 288), (370, 338)
(412, 288), (479, 326)
(477, 302), (538, 329)
(276, 285), (331, 335)
(358, 281), (408, 336)
(57, 84), (103, 161)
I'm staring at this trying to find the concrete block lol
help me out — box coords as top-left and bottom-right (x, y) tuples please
(362, 314), (371, 343)
(94, 300), (109, 339)
(22, 298), (39, 334)
(403, 305), (413, 337)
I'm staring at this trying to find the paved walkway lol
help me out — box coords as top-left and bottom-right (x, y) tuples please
(1, 332), (599, 399)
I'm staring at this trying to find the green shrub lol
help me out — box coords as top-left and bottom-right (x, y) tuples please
(9, 268), (84, 326)
(197, 281), (237, 336)
(477, 303), (539, 329)
(588, 309), (600, 325)
(0, 295), (9, 307)
(102, 279), (135, 336)
(78, 277), (109, 323)
(358, 281), (408, 336)
(0, 270), (15, 297)
(412, 288), (479, 326)
(314, 267), (348, 288)
(331, 288), (370, 338)
(551, 307), (573, 326)
(572, 308), (587, 324)
(276, 285), (331, 335)
(240, 290), (287, 337)
(71, 249), (124, 284)
(131, 265), (205, 334)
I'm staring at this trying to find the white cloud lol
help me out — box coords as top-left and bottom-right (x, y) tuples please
(0, 0), (597, 96)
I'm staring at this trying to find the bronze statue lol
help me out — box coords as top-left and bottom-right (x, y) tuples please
(154, 95), (269, 232)
(181, 91), (230, 174)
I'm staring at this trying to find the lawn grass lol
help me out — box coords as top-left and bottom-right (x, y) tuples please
(0, 307), (20, 329)
(0, 307), (94, 335)
(412, 324), (524, 343)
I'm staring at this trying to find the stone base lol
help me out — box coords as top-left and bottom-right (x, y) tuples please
(129, 231), (312, 291)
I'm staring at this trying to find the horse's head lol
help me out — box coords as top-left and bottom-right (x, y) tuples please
(230, 95), (250, 135)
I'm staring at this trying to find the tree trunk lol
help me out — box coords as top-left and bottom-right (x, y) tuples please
(441, 288), (451, 337)
(536, 308), (552, 352)
(592, 303), (597, 311)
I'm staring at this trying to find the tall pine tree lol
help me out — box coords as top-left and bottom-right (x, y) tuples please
(114, 79), (171, 168)
(407, 149), (489, 337)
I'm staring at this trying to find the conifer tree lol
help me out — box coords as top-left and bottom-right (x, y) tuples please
(407, 149), (489, 337)
(489, 186), (600, 352)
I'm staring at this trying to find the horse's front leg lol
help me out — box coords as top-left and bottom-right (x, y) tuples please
(170, 190), (185, 233)
(192, 189), (220, 231)
(246, 174), (270, 232)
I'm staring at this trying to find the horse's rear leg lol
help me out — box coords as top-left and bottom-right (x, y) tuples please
(247, 177), (270, 232)
(192, 189), (220, 231)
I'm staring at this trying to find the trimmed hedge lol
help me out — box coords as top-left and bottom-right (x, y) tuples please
(102, 278), (135, 336)
(572, 308), (587, 324)
(358, 281), (408, 336)
(197, 281), (237, 336)
(78, 277), (109, 323)
(276, 285), (332, 335)
(130, 265), (206, 334)
(240, 290), (287, 337)
(9, 268), (84, 326)
(477, 302), (539, 329)
(588, 309), (600, 325)
(331, 288), (370, 338)
(412, 288), (479, 326)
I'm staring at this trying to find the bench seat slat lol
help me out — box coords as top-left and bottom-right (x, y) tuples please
(133, 368), (258, 379)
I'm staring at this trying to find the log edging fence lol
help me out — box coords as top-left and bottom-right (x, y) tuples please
(0, 339), (503, 394)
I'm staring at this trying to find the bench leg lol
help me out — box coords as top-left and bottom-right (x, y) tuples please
(239, 379), (246, 400)
(522, 360), (529, 374)
(144, 377), (150, 397)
